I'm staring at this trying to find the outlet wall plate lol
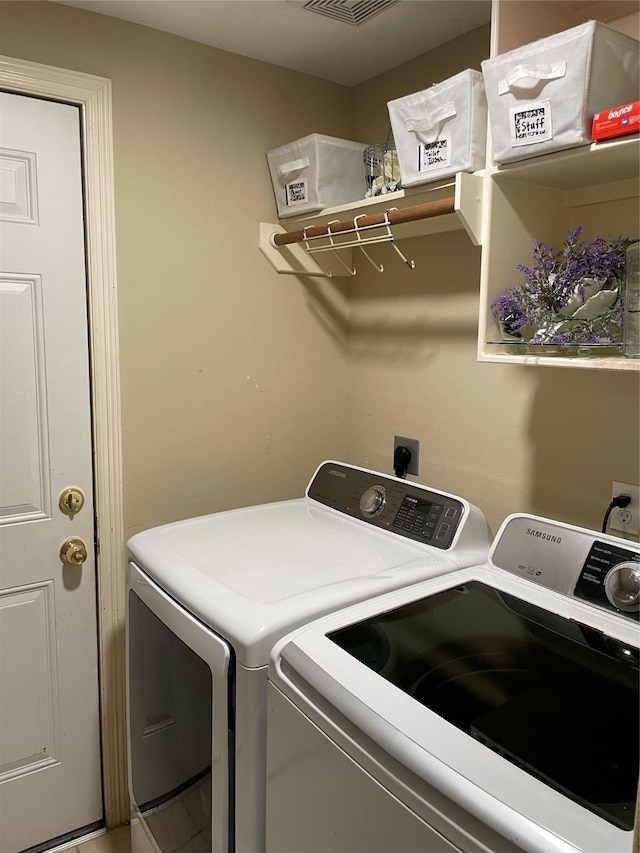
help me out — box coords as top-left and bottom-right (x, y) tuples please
(393, 435), (419, 476)
(609, 482), (640, 536)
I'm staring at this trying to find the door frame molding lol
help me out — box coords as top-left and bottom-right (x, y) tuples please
(0, 56), (128, 827)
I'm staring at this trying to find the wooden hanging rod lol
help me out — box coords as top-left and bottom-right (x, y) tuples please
(272, 196), (456, 247)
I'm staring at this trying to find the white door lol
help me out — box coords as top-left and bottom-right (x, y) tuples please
(0, 92), (103, 852)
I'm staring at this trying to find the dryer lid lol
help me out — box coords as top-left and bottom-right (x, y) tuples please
(127, 498), (460, 667)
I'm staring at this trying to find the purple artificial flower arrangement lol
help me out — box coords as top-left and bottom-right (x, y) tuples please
(491, 227), (637, 346)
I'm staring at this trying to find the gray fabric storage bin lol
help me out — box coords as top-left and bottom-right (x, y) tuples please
(481, 21), (640, 164)
(387, 69), (488, 187)
(267, 134), (368, 218)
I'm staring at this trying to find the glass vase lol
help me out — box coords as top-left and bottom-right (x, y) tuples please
(623, 242), (640, 358)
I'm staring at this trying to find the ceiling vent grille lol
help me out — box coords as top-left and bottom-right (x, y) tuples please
(303, 0), (398, 27)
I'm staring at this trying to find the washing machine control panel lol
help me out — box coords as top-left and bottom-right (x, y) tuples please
(491, 515), (640, 621)
(307, 462), (465, 550)
(575, 543), (640, 619)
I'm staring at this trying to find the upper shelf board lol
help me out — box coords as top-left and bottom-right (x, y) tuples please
(490, 137), (639, 191)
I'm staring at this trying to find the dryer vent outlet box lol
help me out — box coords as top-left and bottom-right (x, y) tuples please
(393, 436), (419, 476)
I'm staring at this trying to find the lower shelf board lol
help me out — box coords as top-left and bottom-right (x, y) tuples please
(478, 345), (640, 371)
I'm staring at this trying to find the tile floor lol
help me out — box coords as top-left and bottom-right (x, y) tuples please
(74, 826), (131, 853)
(70, 772), (210, 853)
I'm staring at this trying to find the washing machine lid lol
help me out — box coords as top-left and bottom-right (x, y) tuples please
(127, 498), (462, 667)
(271, 562), (639, 853)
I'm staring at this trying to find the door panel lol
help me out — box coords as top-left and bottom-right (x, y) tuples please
(0, 274), (49, 521)
(0, 92), (103, 852)
(0, 581), (60, 779)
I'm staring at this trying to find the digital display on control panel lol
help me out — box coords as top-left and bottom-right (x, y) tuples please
(306, 462), (464, 550)
(393, 494), (459, 545)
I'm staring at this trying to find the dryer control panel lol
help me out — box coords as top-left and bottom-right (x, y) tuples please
(306, 461), (465, 550)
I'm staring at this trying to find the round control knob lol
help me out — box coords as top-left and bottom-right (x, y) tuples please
(604, 562), (640, 613)
(359, 485), (386, 517)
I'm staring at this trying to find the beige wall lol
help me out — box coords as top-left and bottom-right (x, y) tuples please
(346, 23), (640, 536)
(0, 1), (356, 539)
(1, 2), (638, 541)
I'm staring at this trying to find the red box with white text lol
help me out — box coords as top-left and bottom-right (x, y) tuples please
(591, 101), (640, 141)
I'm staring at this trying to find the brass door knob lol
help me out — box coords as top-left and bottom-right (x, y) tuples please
(60, 538), (88, 565)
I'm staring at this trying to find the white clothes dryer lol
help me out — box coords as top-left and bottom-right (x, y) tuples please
(266, 514), (639, 853)
(125, 461), (492, 853)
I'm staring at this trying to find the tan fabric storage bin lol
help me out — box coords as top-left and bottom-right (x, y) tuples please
(267, 134), (368, 218)
(481, 21), (640, 164)
(387, 69), (488, 187)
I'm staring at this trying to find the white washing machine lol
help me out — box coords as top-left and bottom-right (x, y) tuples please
(266, 514), (639, 853)
(125, 460), (492, 853)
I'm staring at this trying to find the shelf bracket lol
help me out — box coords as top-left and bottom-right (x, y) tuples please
(258, 223), (352, 277)
(455, 171), (483, 246)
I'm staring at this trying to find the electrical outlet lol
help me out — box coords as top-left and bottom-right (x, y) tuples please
(609, 482), (640, 536)
(393, 436), (419, 476)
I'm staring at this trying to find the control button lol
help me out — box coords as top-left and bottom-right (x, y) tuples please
(444, 506), (457, 519)
(604, 562), (640, 613)
(436, 523), (450, 541)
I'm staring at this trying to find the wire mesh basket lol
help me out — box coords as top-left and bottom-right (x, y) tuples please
(364, 140), (401, 198)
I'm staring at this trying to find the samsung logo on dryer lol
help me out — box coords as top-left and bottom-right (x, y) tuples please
(526, 527), (562, 544)
(328, 469), (347, 479)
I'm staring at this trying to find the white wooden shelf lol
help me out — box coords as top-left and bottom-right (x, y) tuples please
(489, 136), (639, 191)
(260, 0), (638, 372)
(478, 136), (639, 372)
(475, 0), (639, 372)
(480, 347), (639, 372)
(259, 172), (483, 278)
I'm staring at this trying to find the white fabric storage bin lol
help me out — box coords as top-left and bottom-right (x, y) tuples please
(387, 69), (487, 187)
(481, 21), (640, 164)
(267, 134), (368, 218)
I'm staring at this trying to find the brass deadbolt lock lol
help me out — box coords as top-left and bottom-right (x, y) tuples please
(60, 538), (88, 565)
(59, 487), (85, 518)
